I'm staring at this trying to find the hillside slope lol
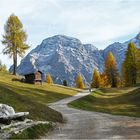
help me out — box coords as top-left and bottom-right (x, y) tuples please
(0, 72), (79, 122)
(70, 88), (140, 117)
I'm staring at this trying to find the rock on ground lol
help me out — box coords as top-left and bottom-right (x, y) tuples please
(0, 119), (50, 139)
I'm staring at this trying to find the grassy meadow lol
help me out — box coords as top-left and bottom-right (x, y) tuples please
(0, 72), (80, 122)
(70, 88), (140, 117)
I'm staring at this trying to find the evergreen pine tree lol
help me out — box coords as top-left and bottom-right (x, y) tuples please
(2, 14), (30, 75)
(104, 51), (119, 87)
(76, 73), (85, 89)
(63, 80), (68, 86)
(46, 73), (54, 84)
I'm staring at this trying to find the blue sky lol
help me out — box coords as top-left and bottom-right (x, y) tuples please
(0, 0), (140, 67)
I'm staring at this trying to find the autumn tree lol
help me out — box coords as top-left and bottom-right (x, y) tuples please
(46, 73), (54, 84)
(0, 60), (7, 72)
(91, 69), (101, 88)
(2, 14), (30, 75)
(136, 48), (140, 80)
(122, 42), (137, 86)
(76, 73), (85, 89)
(0, 60), (2, 71)
(120, 62), (126, 87)
(104, 51), (119, 87)
(1, 64), (7, 72)
(100, 72), (109, 87)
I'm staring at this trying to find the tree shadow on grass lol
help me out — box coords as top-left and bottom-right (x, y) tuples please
(0, 81), (72, 102)
(72, 88), (140, 117)
(0, 82), (67, 122)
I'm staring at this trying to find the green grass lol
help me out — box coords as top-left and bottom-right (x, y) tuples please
(9, 123), (53, 139)
(0, 72), (80, 122)
(70, 87), (140, 117)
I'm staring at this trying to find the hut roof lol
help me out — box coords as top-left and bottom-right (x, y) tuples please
(19, 68), (43, 76)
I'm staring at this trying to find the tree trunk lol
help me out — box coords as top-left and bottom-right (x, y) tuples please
(13, 52), (17, 75)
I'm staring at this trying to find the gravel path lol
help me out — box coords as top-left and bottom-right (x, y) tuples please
(44, 90), (140, 139)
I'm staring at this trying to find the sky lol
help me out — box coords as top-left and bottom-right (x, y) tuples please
(0, 0), (140, 68)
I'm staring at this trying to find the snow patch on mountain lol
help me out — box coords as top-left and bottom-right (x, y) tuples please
(103, 33), (140, 70)
(17, 35), (103, 86)
(17, 33), (140, 86)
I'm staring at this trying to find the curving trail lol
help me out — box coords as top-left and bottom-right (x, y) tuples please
(44, 90), (140, 139)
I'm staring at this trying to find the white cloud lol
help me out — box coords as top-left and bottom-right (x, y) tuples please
(0, 0), (140, 67)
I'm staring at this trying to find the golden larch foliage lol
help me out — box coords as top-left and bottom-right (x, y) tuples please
(104, 51), (119, 87)
(46, 73), (54, 84)
(91, 69), (101, 88)
(76, 73), (85, 89)
(2, 14), (30, 75)
(100, 72), (109, 87)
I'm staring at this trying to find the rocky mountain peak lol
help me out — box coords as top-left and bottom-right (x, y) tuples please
(17, 35), (101, 86)
(17, 33), (140, 86)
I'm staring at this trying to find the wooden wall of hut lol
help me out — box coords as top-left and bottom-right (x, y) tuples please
(25, 73), (35, 84)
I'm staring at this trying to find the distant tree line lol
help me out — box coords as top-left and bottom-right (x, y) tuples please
(44, 42), (140, 89)
(0, 60), (7, 72)
(91, 42), (140, 88)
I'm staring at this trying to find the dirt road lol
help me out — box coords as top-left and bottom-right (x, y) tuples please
(44, 90), (140, 139)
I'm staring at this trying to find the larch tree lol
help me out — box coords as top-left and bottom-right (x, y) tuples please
(0, 60), (2, 71)
(91, 69), (101, 88)
(100, 72), (108, 87)
(122, 42), (137, 86)
(104, 51), (119, 87)
(136, 48), (140, 80)
(121, 61), (127, 87)
(46, 73), (54, 84)
(0, 60), (7, 72)
(2, 14), (30, 75)
(1, 64), (7, 72)
(76, 73), (85, 89)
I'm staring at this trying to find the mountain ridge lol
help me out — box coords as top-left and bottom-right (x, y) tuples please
(17, 33), (140, 86)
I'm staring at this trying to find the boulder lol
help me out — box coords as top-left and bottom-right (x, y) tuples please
(0, 104), (29, 125)
(0, 104), (15, 118)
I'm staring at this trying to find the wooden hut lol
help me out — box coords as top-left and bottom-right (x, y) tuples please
(24, 71), (43, 84)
